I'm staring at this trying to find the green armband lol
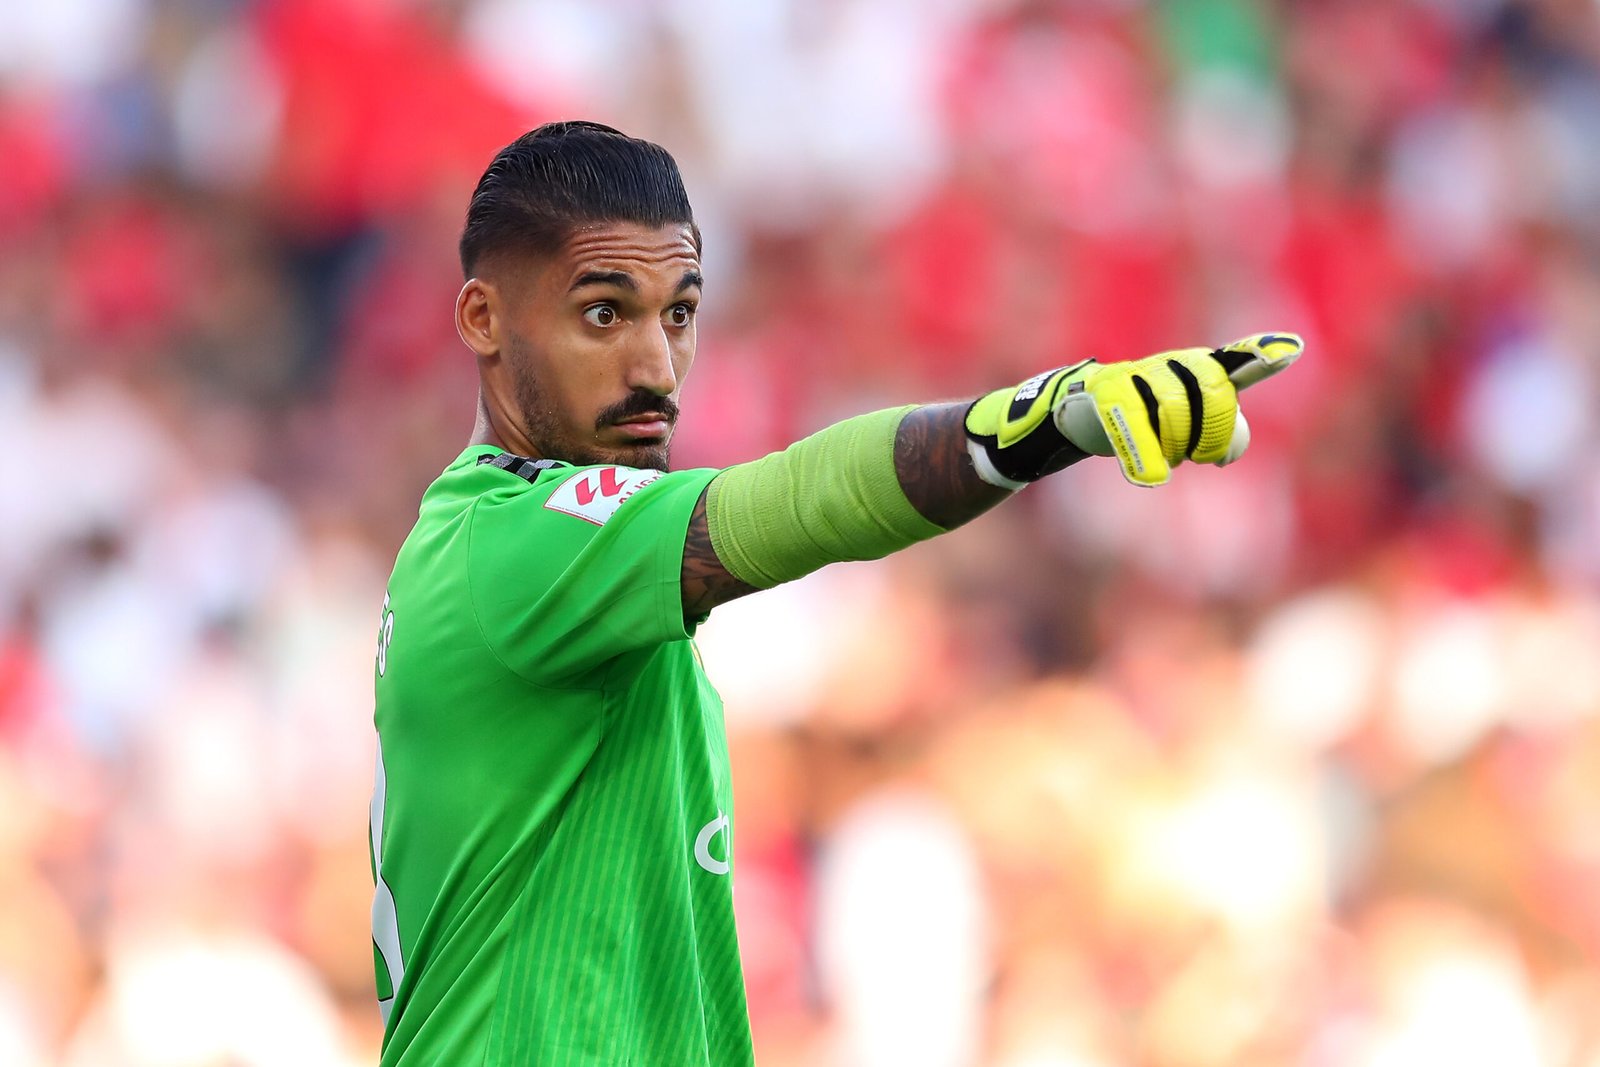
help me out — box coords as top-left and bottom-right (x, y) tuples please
(705, 406), (944, 589)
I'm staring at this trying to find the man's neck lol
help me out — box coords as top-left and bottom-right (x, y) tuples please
(468, 391), (539, 457)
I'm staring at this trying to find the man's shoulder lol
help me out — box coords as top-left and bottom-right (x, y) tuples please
(462, 454), (718, 547)
(422, 449), (580, 519)
(472, 451), (573, 485)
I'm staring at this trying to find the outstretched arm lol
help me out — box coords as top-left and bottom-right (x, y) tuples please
(680, 402), (1010, 618)
(681, 333), (1304, 618)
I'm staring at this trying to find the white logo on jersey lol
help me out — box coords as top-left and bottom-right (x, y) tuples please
(376, 592), (394, 676)
(543, 467), (662, 526)
(694, 811), (731, 876)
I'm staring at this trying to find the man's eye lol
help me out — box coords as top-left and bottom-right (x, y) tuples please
(668, 304), (694, 327)
(583, 305), (619, 327)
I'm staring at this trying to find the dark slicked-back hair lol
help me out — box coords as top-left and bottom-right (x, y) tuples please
(459, 121), (699, 278)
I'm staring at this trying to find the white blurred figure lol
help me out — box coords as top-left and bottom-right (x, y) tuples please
(1244, 585), (1388, 904)
(461, 0), (653, 116)
(0, 367), (179, 611)
(1131, 765), (1328, 939)
(815, 788), (988, 1067)
(172, 26), (284, 190)
(1500, 590), (1600, 731)
(660, 0), (961, 228)
(31, 388), (297, 757)
(1388, 105), (1513, 274)
(135, 468), (298, 637)
(63, 925), (357, 1067)
(11, 374), (186, 741)
(698, 563), (892, 729)
(1174, 69), (1290, 197)
(1246, 585), (1387, 753)
(1354, 901), (1544, 1067)
(1389, 597), (1511, 767)
(262, 531), (389, 846)
(1459, 331), (1596, 499)
(0, 980), (47, 1067)
(139, 635), (280, 871)
(776, 0), (955, 216)
(38, 536), (194, 756)
(0, 0), (147, 90)
(1174, 66), (1293, 255)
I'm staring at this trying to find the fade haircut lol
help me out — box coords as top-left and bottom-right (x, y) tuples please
(459, 121), (699, 278)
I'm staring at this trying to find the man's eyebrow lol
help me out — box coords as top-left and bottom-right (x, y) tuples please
(566, 268), (703, 295)
(569, 270), (638, 293)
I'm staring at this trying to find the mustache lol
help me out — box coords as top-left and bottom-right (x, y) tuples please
(596, 392), (679, 431)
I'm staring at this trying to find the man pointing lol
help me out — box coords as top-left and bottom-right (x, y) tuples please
(368, 120), (1302, 1066)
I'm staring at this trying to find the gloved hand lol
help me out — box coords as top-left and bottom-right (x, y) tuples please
(964, 333), (1303, 488)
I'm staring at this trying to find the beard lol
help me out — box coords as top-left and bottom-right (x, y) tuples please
(507, 333), (676, 471)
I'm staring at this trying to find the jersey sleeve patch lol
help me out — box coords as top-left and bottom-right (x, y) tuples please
(543, 467), (664, 526)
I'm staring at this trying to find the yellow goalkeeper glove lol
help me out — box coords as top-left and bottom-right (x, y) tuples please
(964, 332), (1304, 488)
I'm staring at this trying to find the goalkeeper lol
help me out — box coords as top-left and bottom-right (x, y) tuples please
(369, 121), (1303, 1067)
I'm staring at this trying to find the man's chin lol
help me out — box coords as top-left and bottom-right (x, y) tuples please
(531, 431), (672, 471)
(617, 442), (671, 471)
(578, 440), (671, 471)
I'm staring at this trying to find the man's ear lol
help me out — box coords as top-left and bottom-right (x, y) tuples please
(456, 278), (499, 358)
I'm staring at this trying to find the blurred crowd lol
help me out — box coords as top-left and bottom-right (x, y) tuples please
(4, 0), (1600, 1063)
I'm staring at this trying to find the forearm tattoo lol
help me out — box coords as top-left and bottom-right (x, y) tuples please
(893, 402), (1013, 530)
(681, 490), (760, 619)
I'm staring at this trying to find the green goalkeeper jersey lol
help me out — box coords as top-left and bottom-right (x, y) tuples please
(370, 445), (753, 1066)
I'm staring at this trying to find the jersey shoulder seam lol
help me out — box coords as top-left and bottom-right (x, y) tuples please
(475, 451), (570, 487)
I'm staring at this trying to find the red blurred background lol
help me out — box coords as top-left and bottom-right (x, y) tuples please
(3, 0), (1600, 1063)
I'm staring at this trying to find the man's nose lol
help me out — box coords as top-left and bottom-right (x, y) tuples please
(628, 320), (678, 397)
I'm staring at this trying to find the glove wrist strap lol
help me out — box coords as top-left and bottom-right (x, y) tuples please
(964, 360), (1095, 488)
(964, 440), (1031, 491)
